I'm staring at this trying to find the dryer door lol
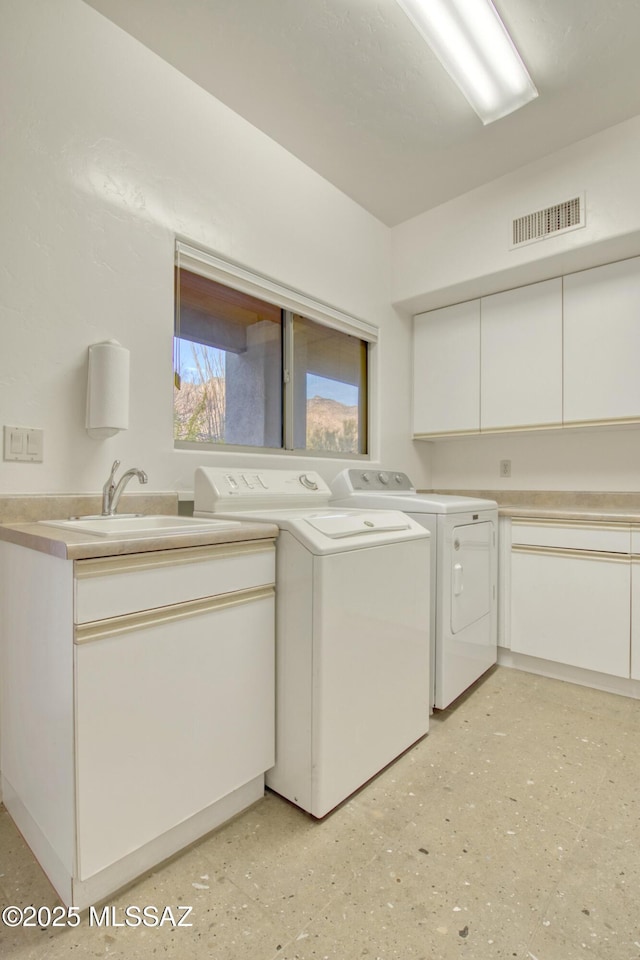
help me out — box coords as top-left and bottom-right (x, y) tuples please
(450, 521), (492, 634)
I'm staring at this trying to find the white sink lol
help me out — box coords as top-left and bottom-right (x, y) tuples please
(39, 515), (241, 538)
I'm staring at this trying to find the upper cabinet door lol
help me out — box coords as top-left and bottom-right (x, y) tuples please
(413, 300), (480, 437)
(480, 279), (563, 431)
(564, 257), (640, 425)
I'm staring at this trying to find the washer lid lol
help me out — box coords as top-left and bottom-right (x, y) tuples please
(304, 511), (411, 539)
(290, 508), (428, 553)
(195, 506), (430, 554)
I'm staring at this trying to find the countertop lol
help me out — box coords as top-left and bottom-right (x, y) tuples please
(498, 506), (640, 523)
(0, 519), (279, 561)
(426, 490), (640, 524)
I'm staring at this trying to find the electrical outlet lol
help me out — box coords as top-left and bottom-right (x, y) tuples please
(499, 459), (511, 478)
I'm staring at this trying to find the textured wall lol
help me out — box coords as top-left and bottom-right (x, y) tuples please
(0, 0), (430, 496)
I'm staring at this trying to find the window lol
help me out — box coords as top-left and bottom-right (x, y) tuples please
(174, 272), (283, 448)
(291, 314), (367, 453)
(174, 243), (374, 456)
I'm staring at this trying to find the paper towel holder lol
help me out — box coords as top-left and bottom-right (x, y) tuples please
(86, 339), (130, 440)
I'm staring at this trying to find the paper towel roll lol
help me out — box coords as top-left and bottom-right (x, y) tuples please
(86, 340), (130, 439)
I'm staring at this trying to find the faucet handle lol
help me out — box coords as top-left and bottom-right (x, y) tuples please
(102, 460), (121, 515)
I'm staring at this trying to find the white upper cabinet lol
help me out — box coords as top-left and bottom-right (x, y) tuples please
(481, 279), (563, 431)
(563, 256), (640, 425)
(413, 300), (480, 437)
(412, 255), (640, 439)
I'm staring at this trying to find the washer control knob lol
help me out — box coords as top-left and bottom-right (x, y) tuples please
(377, 472), (389, 484)
(299, 473), (319, 490)
(394, 474), (403, 484)
(361, 472), (371, 483)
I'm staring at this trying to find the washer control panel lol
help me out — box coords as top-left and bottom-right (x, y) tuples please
(346, 469), (414, 493)
(214, 469), (328, 496)
(194, 466), (331, 511)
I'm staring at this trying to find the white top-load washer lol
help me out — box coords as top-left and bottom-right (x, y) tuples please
(330, 469), (497, 710)
(194, 467), (431, 819)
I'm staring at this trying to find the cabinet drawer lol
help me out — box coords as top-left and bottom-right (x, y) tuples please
(74, 541), (275, 623)
(511, 519), (630, 554)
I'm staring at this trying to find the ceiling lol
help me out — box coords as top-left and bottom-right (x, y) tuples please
(82, 0), (640, 226)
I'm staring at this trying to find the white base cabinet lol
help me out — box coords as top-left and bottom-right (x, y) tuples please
(511, 545), (630, 676)
(510, 520), (635, 682)
(631, 529), (640, 681)
(0, 538), (275, 908)
(75, 593), (274, 881)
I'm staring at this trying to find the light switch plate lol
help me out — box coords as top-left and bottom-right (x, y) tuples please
(3, 425), (44, 462)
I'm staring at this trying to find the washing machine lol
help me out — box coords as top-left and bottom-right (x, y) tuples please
(330, 469), (497, 710)
(194, 467), (431, 818)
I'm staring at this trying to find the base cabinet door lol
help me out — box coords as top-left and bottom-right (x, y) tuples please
(632, 530), (640, 680)
(511, 547), (630, 677)
(75, 592), (275, 880)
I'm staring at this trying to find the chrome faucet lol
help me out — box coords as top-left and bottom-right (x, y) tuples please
(102, 459), (148, 516)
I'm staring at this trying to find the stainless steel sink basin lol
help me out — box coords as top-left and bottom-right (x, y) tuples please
(39, 515), (241, 538)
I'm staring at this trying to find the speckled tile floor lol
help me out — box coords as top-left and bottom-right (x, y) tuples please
(1, 665), (639, 960)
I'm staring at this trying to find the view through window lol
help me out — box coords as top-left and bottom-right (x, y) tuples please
(174, 267), (368, 455)
(292, 313), (367, 454)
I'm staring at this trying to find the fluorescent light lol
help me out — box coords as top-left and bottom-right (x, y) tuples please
(396, 0), (538, 124)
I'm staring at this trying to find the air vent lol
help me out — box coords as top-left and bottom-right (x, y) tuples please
(511, 194), (585, 248)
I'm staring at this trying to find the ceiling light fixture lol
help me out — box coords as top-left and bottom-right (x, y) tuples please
(396, 0), (538, 124)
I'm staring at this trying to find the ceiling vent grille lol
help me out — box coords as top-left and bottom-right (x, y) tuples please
(511, 194), (585, 248)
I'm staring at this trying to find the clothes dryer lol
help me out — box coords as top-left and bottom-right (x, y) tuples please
(330, 469), (497, 709)
(194, 467), (431, 818)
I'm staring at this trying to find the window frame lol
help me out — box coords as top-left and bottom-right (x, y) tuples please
(174, 240), (376, 460)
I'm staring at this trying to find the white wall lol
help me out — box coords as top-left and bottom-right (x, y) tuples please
(392, 115), (640, 315)
(427, 426), (640, 493)
(0, 0), (431, 498)
(393, 115), (640, 492)
(6, 0), (640, 499)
